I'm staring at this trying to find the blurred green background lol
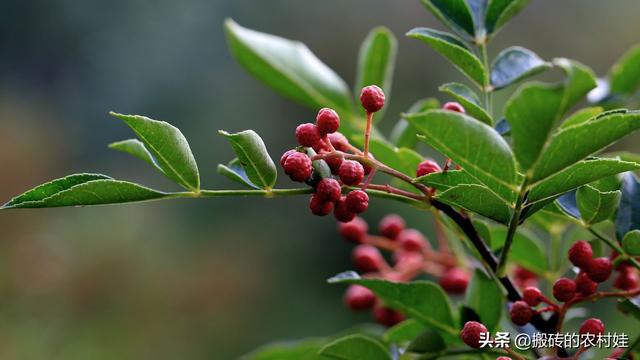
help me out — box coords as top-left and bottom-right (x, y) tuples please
(1, 1), (639, 359)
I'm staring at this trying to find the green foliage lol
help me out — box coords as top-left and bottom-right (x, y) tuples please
(356, 27), (397, 119)
(242, 338), (327, 360)
(609, 44), (640, 95)
(490, 46), (551, 90)
(439, 82), (493, 124)
(319, 334), (390, 360)
(219, 130), (277, 190)
(464, 269), (503, 331)
(576, 184), (621, 225)
(623, 230), (640, 256)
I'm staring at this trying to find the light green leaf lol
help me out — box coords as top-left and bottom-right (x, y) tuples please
(419, 0), (475, 38)
(622, 230), (640, 257)
(434, 184), (513, 224)
(465, 269), (503, 331)
(530, 111), (640, 182)
(406, 28), (487, 86)
(110, 112), (200, 191)
(391, 98), (440, 148)
(505, 82), (564, 171)
(319, 334), (390, 360)
(485, 0), (531, 36)
(576, 185), (621, 225)
(219, 130), (277, 190)
(490, 227), (547, 274)
(439, 82), (493, 125)
(384, 319), (425, 344)
(415, 169), (482, 191)
(554, 58), (598, 113)
(328, 272), (458, 340)
(609, 44), (640, 95)
(527, 158), (640, 204)
(407, 329), (446, 354)
(3, 175), (169, 209)
(109, 139), (164, 174)
(355, 26), (397, 120)
(217, 158), (260, 189)
(559, 107), (603, 129)
(241, 338), (327, 360)
(406, 109), (517, 199)
(224, 19), (352, 115)
(490, 46), (551, 90)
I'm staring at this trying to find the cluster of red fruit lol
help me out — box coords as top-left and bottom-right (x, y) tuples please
(338, 214), (471, 326)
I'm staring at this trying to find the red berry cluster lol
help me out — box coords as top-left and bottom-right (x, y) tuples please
(340, 214), (469, 327)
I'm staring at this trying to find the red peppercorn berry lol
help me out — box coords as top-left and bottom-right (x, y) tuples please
(316, 178), (342, 203)
(460, 321), (488, 349)
(575, 271), (598, 296)
(379, 214), (405, 240)
(613, 269), (639, 291)
(283, 151), (312, 182)
(373, 305), (404, 327)
(309, 194), (333, 216)
(345, 190), (369, 214)
(316, 108), (340, 135)
(579, 318), (605, 336)
(343, 284), (376, 311)
(568, 240), (593, 269)
(397, 229), (428, 253)
(586, 257), (613, 283)
(510, 300), (533, 326)
(443, 101), (465, 113)
(334, 196), (356, 223)
(338, 160), (365, 186)
(352, 244), (385, 273)
(416, 159), (442, 177)
(440, 267), (470, 294)
(553, 277), (577, 302)
(328, 132), (350, 152)
(522, 286), (543, 306)
(295, 123), (322, 148)
(360, 85), (385, 113)
(338, 217), (368, 244)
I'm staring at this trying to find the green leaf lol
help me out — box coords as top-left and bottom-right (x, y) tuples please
(219, 130), (277, 190)
(390, 98), (440, 148)
(439, 83), (493, 125)
(406, 109), (518, 199)
(530, 111), (640, 182)
(415, 169), (482, 191)
(355, 26), (397, 120)
(616, 172), (640, 240)
(623, 230), (640, 257)
(419, 0), (475, 38)
(465, 269), (503, 331)
(527, 158), (640, 204)
(319, 334), (391, 360)
(490, 46), (551, 90)
(328, 272), (458, 340)
(223, 19), (352, 114)
(217, 158), (260, 189)
(110, 112), (200, 191)
(406, 28), (487, 86)
(2, 175), (168, 209)
(490, 227), (547, 275)
(407, 329), (446, 354)
(609, 44), (640, 95)
(384, 319), (425, 344)
(504, 82), (564, 172)
(435, 184), (512, 224)
(559, 107), (603, 129)
(485, 0), (531, 36)
(364, 139), (423, 177)
(242, 338), (327, 360)
(618, 298), (640, 321)
(577, 185), (621, 225)
(109, 139), (164, 174)
(554, 58), (598, 113)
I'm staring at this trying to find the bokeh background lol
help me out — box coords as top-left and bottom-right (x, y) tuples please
(1, 1), (639, 359)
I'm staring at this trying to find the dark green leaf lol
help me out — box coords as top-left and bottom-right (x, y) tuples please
(111, 112), (200, 191)
(491, 46), (550, 90)
(319, 334), (391, 360)
(2, 175), (168, 209)
(407, 329), (446, 354)
(527, 158), (640, 204)
(434, 184), (513, 224)
(406, 110), (518, 199)
(559, 107), (603, 129)
(490, 227), (547, 274)
(617, 298), (640, 321)
(109, 139), (164, 174)
(505, 82), (564, 171)
(328, 272), (458, 340)
(531, 111), (640, 182)
(224, 19), (352, 115)
(616, 172), (640, 240)
(576, 185), (621, 225)
(241, 338), (327, 360)
(415, 169), (482, 191)
(391, 98), (440, 148)
(485, 0), (531, 36)
(406, 28), (487, 86)
(355, 26), (397, 120)
(219, 130), (277, 190)
(217, 158), (260, 189)
(554, 58), (598, 113)
(609, 44), (640, 95)
(439, 82), (493, 125)
(465, 269), (503, 331)
(419, 0), (475, 38)
(384, 319), (425, 344)
(623, 230), (640, 256)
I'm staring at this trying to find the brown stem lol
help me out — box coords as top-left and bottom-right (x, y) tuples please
(363, 112), (373, 159)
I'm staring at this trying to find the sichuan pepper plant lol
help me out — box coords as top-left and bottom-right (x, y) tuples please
(5, 1), (640, 359)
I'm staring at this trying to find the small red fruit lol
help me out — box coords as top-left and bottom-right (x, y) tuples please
(338, 160), (365, 186)
(553, 278), (577, 302)
(283, 151), (313, 182)
(440, 268), (470, 294)
(328, 132), (350, 152)
(496, 357), (512, 360)
(443, 101), (466, 113)
(316, 178), (342, 203)
(393, 251), (424, 272)
(613, 269), (639, 291)
(345, 190), (369, 214)
(522, 286), (543, 306)
(510, 300), (533, 326)
(344, 285), (376, 310)
(338, 217), (368, 244)
(575, 271), (598, 296)
(280, 149), (297, 168)
(352, 244), (385, 273)
(309, 194), (333, 216)
(397, 229), (429, 252)
(325, 153), (344, 174)
(460, 321), (488, 349)
(316, 108), (340, 135)
(568, 240), (593, 269)
(379, 214), (405, 240)
(359, 85), (385, 113)
(416, 159), (442, 177)
(373, 305), (404, 327)
(586, 257), (613, 283)
(334, 196), (356, 223)
(295, 123), (322, 147)
(579, 318), (605, 336)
